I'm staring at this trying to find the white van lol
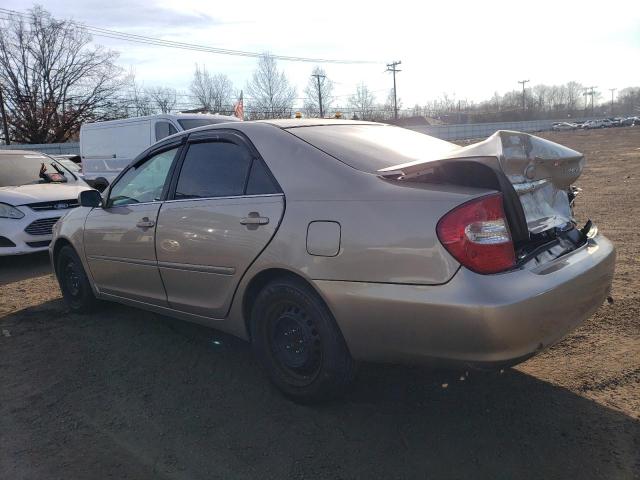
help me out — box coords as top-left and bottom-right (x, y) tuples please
(80, 113), (239, 187)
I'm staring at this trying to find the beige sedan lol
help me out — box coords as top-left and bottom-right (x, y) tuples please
(51, 120), (615, 402)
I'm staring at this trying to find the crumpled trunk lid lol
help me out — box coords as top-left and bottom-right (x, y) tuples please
(379, 130), (584, 236)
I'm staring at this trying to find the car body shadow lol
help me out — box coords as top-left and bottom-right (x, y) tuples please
(0, 251), (52, 286)
(1, 300), (637, 479)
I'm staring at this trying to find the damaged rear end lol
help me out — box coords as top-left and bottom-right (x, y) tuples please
(370, 129), (615, 365)
(379, 130), (595, 272)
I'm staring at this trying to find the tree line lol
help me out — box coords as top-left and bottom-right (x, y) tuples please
(413, 84), (640, 124)
(1, 6), (638, 144)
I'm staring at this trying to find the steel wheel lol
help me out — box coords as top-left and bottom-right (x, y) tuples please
(56, 245), (97, 313)
(251, 276), (357, 403)
(63, 260), (82, 298)
(268, 301), (322, 383)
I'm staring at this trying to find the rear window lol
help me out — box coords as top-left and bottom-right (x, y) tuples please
(286, 124), (457, 173)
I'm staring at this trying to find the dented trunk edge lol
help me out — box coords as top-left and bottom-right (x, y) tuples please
(379, 130), (589, 267)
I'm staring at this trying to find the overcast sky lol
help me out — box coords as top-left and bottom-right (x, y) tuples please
(5, 0), (640, 109)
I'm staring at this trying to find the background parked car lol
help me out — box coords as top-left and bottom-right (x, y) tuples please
(552, 122), (577, 131)
(0, 150), (92, 255)
(584, 119), (607, 129)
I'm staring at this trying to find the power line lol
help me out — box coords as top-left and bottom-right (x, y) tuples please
(0, 82), (10, 145)
(311, 72), (326, 118)
(0, 8), (378, 65)
(609, 87), (616, 114)
(517, 79), (529, 113)
(386, 61), (402, 119)
(584, 86), (597, 114)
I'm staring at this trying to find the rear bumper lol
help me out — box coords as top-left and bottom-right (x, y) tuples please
(315, 233), (615, 366)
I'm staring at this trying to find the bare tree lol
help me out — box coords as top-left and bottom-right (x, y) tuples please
(123, 70), (154, 117)
(190, 65), (234, 113)
(382, 89), (403, 120)
(617, 87), (640, 115)
(303, 66), (334, 117)
(348, 83), (376, 120)
(565, 81), (584, 114)
(148, 87), (177, 114)
(0, 6), (123, 143)
(246, 53), (296, 119)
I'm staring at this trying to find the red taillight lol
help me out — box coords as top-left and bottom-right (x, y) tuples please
(436, 193), (515, 274)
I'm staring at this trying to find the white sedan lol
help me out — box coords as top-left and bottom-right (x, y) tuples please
(552, 122), (577, 131)
(0, 150), (92, 255)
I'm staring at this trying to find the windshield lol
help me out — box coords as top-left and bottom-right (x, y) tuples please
(0, 153), (78, 187)
(178, 118), (236, 130)
(286, 124), (457, 173)
(56, 159), (81, 172)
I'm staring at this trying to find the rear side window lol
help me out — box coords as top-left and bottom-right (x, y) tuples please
(155, 121), (178, 141)
(246, 159), (280, 195)
(175, 141), (252, 199)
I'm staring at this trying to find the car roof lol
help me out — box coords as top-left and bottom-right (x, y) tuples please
(161, 118), (386, 141)
(256, 119), (382, 129)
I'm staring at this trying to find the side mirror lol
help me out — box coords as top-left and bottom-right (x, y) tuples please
(90, 177), (110, 193)
(78, 189), (103, 208)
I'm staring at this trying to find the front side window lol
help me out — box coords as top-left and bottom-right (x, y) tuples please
(174, 141), (252, 199)
(155, 122), (178, 141)
(109, 148), (178, 207)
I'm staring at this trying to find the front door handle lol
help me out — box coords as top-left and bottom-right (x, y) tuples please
(136, 217), (155, 229)
(240, 212), (269, 226)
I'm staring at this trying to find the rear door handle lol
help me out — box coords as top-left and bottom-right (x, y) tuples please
(240, 212), (269, 226)
(136, 217), (155, 228)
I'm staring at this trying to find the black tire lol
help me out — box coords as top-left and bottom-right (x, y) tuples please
(250, 277), (357, 403)
(56, 245), (97, 313)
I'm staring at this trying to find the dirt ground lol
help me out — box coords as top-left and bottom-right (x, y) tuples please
(1, 127), (639, 479)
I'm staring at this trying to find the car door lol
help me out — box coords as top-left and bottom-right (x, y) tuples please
(155, 131), (284, 318)
(83, 143), (182, 306)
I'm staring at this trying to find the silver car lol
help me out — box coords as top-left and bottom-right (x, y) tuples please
(50, 120), (615, 402)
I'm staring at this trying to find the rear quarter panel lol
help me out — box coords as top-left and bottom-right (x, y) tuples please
(234, 122), (493, 284)
(220, 123), (498, 338)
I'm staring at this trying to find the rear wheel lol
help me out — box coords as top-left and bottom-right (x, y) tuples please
(250, 277), (356, 403)
(56, 245), (97, 313)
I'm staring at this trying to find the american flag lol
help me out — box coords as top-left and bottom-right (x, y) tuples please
(234, 90), (244, 120)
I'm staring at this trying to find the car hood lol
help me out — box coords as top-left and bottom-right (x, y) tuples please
(0, 183), (92, 206)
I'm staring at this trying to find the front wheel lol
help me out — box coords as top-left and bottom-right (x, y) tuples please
(56, 245), (97, 313)
(250, 277), (357, 403)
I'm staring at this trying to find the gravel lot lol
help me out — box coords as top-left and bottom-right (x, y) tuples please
(1, 127), (639, 479)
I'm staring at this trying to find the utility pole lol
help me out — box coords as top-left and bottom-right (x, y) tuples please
(609, 88), (616, 115)
(311, 73), (326, 118)
(518, 79), (529, 115)
(386, 61), (402, 120)
(584, 86), (597, 115)
(0, 83), (9, 145)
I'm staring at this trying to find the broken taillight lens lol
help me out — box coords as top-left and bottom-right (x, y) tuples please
(436, 193), (515, 274)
